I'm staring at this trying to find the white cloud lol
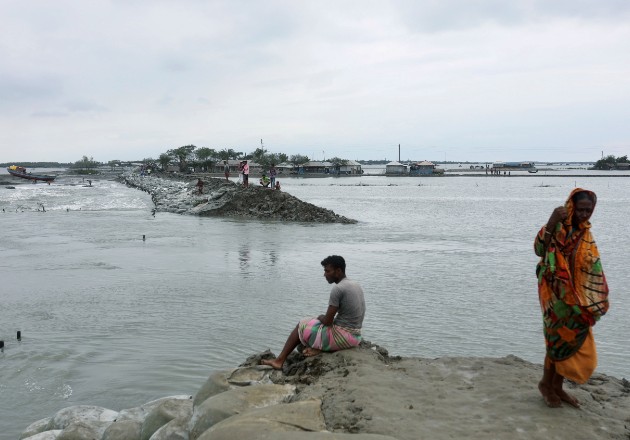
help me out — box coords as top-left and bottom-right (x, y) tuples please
(1, 0), (629, 162)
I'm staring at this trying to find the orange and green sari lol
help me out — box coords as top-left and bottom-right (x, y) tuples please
(534, 188), (609, 382)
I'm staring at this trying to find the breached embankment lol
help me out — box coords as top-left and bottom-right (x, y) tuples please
(18, 341), (630, 440)
(117, 172), (357, 223)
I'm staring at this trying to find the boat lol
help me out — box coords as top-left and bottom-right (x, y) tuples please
(7, 165), (56, 183)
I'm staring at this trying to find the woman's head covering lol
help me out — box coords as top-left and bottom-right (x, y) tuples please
(564, 188), (597, 230)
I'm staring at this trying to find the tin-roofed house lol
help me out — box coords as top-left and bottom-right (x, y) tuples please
(410, 160), (443, 176)
(302, 161), (333, 175)
(337, 160), (363, 175)
(385, 161), (408, 176)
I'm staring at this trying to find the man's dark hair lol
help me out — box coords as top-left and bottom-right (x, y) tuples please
(321, 255), (345, 272)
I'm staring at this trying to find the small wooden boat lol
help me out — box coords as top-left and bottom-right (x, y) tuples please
(7, 165), (56, 183)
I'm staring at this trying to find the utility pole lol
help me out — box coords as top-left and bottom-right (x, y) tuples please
(398, 144), (400, 162)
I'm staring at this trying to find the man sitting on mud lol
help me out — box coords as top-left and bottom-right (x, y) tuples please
(262, 255), (365, 370)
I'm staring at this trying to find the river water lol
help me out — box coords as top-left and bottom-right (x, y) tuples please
(1, 171), (629, 439)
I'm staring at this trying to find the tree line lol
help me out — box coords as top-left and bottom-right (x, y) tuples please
(61, 146), (352, 174)
(150, 145), (348, 172)
(592, 155), (629, 170)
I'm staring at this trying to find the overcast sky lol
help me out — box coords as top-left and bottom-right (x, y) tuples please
(2, 0), (629, 163)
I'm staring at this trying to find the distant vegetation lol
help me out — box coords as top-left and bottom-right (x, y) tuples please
(0, 162), (71, 168)
(71, 155), (100, 174)
(150, 145), (303, 172)
(593, 155), (629, 170)
(7, 151), (626, 172)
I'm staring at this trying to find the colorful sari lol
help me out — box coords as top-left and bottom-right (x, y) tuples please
(534, 188), (609, 382)
(298, 317), (361, 352)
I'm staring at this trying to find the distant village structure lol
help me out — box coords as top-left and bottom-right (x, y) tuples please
(203, 160), (365, 177)
(385, 161), (407, 175)
(386, 160), (443, 176)
(184, 159), (447, 177)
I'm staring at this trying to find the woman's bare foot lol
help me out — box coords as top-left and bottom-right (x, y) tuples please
(261, 358), (284, 370)
(538, 381), (562, 408)
(302, 347), (322, 357)
(556, 389), (580, 408)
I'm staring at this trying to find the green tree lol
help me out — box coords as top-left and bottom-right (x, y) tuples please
(217, 148), (243, 161)
(195, 147), (217, 171)
(593, 155), (618, 170)
(251, 147), (268, 161)
(167, 145), (196, 172)
(158, 153), (171, 170)
(273, 153), (288, 164)
(74, 155), (99, 170)
(248, 148), (289, 169)
(73, 155), (100, 174)
(327, 157), (348, 174)
(289, 154), (310, 165)
(327, 157), (348, 166)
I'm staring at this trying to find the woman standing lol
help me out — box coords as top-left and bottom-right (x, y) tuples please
(534, 188), (609, 408)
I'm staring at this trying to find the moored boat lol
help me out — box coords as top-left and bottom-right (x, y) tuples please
(7, 165), (56, 183)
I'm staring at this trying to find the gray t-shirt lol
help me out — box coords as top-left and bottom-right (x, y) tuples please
(329, 277), (365, 331)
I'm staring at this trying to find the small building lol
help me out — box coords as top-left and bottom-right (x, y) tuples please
(302, 161), (333, 174)
(276, 162), (295, 174)
(616, 162), (630, 170)
(385, 161), (407, 176)
(409, 160), (436, 176)
(211, 159), (242, 173)
(337, 160), (363, 175)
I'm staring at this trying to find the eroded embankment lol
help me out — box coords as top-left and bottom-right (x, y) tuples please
(117, 172), (357, 223)
(18, 341), (630, 440)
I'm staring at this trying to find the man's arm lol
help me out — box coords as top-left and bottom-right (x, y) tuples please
(317, 305), (338, 326)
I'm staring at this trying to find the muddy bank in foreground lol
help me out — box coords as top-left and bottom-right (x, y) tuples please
(19, 341), (630, 440)
(118, 172), (357, 223)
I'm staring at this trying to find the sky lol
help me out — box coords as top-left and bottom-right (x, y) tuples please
(1, 0), (629, 164)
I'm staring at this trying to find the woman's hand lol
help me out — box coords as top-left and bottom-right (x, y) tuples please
(547, 206), (568, 231)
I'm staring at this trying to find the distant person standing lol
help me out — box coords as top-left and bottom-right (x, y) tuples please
(242, 160), (250, 187)
(223, 161), (230, 182)
(269, 163), (277, 189)
(238, 161), (244, 184)
(196, 178), (204, 195)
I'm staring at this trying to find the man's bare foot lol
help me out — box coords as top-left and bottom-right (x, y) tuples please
(302, 347), (322, 357)
(538, 382), (562, 408)
(556, 389), (580, 408)
(260, 358), (284, 370)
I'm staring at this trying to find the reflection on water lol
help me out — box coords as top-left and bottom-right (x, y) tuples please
(1, 175), (630, 438)
(239, 243), (251, 272)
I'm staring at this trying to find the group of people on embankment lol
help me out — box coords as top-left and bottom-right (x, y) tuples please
(263, 188), (610, 410)
(225, 160), (280, 190)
